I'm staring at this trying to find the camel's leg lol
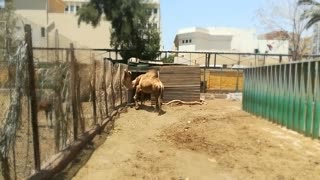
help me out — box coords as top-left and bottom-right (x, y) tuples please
(155, 94), (159, 111)
(133, 86), (141, 110)
(140, 92), (144, 105)
(157, 94), (162, 115)
(49, 110), (53, 128)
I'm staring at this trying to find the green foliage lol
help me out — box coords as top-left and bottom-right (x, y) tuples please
(0, 0), (19, 61)
(77, 0), (161, 62)
(161, 54), (175, 63)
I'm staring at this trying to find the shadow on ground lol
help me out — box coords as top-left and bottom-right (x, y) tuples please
(52, 118), (117, 180)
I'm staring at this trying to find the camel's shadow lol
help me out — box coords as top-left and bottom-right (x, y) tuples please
(129, 103), (166, 115)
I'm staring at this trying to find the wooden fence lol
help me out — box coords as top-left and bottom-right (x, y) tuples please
(0, 24), (128, 180)
(160, 66), (200, 102)
(202, 69), (243, 92)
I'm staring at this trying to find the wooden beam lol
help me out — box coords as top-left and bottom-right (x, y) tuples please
(27, 109), (123, 180)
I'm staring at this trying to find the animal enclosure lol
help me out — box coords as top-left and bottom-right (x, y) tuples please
(243, 60), (320, 139)
(202, 69), (244, 92)
(0, 25), (128, 179)
(127, 65), (201, 102)
(71, 99), (320, 180)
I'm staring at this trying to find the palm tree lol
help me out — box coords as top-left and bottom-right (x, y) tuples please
(299, 0), (320, 29)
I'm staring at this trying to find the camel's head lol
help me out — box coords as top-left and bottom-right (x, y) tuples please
(123, 69), (133, 89)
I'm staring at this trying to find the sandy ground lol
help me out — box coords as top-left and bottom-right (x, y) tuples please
(70, 99), (320, 180)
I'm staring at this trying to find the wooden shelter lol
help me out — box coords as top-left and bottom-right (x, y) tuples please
(128, 63), (200, 102)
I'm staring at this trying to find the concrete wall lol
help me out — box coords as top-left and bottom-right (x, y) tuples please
(15, 10), (112, 49)
(49, 13), (112, 48)
(257, 40), (289, 54)
(15, 0), (160, 50)
(14, 0), (47, 10)
(177, 31), (232, 51)
(175, 27), (289, 55)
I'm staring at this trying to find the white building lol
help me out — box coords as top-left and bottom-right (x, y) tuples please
(173, 27), (289, 66)
(174, 27), (288, 54)
(13, 0), (161, 49)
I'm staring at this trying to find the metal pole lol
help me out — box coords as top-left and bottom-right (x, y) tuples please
(46, 0), (49, 61)
(70, 43), (78, 140)
(255, 54), (257, 66)
(236, 54), (240, 92)
(25, 24), (41, 171)
(214, 53), (217, 68)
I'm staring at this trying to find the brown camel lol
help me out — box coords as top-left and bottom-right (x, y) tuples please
(123, 69), (164, 115)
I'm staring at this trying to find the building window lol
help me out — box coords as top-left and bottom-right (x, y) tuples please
(182, 40), (185, 44)
(41, 27), (45, 37)
(146, 8), (152, 15)
(65, 5), (69, 12)
(189, 39), (192, 43)
(153, 23), (157, 29)
(70, 5), (75, 13)
(76, 6), (80, 12)
(154, 8), (158, 14)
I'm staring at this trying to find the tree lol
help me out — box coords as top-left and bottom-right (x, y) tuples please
(161, 54), (175, 63)
(256, 0), (310, 60)
(298, 0), (320, 28)
(0, 0), (19, 61)
(77, 0), (160, 63)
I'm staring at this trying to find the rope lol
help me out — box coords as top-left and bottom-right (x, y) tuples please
(163, 100), (205, 105)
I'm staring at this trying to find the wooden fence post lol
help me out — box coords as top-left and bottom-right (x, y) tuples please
(25, 24), (41, 171)
(77, 77), (85, 133)
(70, 43), (78, 140)
(103, 58), (109, 117)
(119, 65), (123, 105)
(236, 54), (240, 92)
(110, 63), (116, 109)
(91, 55), (97, 125)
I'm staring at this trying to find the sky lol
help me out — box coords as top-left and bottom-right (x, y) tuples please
(0, 0), (4, 8)
(160, 0), (266, 50)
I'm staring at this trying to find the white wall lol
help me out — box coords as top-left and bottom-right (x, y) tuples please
(257, 40), (289, 54)
(15, 10), (47, 26)
(175, 27), (289, 54)
(15, 10), (112, 48)
(49, 13), (112, 48)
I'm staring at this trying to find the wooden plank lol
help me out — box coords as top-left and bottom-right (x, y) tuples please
(158, 66), (200, 102)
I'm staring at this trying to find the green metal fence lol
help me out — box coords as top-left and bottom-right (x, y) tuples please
(243, 60), (320, 139)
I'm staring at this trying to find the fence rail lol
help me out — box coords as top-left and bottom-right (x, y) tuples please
(243, 59), (320, 139)
(0, 25), (128, 179)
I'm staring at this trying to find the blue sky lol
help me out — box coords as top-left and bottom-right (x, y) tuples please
(0, 0), (4, 8)
(160, 0), (265, 50)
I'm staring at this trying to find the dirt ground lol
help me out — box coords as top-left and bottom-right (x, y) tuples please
(70, 99), (320, 180)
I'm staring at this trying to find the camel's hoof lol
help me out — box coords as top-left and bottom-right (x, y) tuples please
(135, 106), (139, 110)
(158, 110), (165, 116)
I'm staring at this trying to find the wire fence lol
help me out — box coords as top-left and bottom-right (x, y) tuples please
(0, 24), (128, 179)
(3, 23), (320, 179)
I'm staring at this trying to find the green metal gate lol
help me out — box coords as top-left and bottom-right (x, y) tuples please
(243, 60), (320, 139)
